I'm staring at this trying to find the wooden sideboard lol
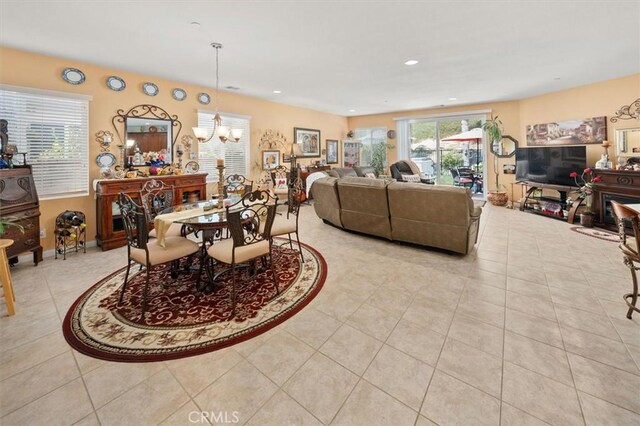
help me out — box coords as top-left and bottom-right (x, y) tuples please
(96, 173), (207, 250)
(593, 169), (640, 230)
(0, 166), (43, 265)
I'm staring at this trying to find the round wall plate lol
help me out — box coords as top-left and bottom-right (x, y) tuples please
(62, 68), (85, 85)
(184, 161), (200, 174)
(143, 82), (159, 96)
(172, 88), (187, 101)
(106, 76), (126, 91)
(96, 152), (117, 168)
(387, 129), (397, 139)
(197, 92), (211, 105)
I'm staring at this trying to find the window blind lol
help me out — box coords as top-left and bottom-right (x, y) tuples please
(0, 87), (90, 199)
(355, 127), (387, 166)
(197, 111), (250, 183)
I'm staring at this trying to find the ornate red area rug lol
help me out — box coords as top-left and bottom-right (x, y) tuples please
(63, 242), (326, 362)
(570, 226), (619, 243)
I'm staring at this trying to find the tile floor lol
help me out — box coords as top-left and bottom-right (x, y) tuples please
(1, 203), (639, 425)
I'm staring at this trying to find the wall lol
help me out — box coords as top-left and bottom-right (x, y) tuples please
(348, 73), (640, 200)
(0, 47), (348, 251)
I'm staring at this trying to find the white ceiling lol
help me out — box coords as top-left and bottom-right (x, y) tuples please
(1, 0), (639, 117)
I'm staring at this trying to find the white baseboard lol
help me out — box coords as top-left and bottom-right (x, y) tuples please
(15, 239), (98, 264)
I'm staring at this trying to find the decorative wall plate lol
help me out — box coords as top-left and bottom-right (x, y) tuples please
(62, 68), (85, 85)
(197, 93), (211, 105)
(387, 129), (396, 139)
(184, 161), (200, 174)
(143, 82), (159, 96)
(106, 76), (126, 91)
(96, 152), (117, 168)
(172, 88), (187, 101)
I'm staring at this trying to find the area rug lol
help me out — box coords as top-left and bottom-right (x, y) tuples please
(63, 242), (326, 362)
(570, 226), (620, 243)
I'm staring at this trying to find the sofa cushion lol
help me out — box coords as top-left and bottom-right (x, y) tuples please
(311, 177), (343, 227)
(327, 167), (358, 178)
(337, 177), (392, 239)
(354, 165), (375, 177)
(401, 173), (421, 182)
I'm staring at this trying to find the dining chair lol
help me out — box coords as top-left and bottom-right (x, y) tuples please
(223, 174), (253, 198)
(203, 190), (279, 318)
(271, 165), (290, 203)
(139, 179), (183, 238)
(611, 201), (640, 319)
(117, 192), (200, 320)
(271, 177), (305, 262)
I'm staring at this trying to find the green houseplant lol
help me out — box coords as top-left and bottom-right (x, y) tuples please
(482, 115), (508, 206)
(0, 218), (24, 236)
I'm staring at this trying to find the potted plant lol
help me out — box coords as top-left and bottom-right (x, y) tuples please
(482, 115), (508, 206)
(570, 168), (600, 227)
(0, 218), (24, 236)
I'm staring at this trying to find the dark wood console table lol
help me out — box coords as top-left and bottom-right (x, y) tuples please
(593, 169), (640, 231)
(96, 173), (207, 250)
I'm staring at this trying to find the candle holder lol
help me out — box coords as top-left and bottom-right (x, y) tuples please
(216, 164), (225, 209)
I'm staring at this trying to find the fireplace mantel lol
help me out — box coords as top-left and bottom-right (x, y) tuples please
(593, 169), (640, 230)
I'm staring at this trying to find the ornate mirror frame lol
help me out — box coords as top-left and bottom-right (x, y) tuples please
(111, 104), (182, 165)
(491, 135), (518, 158)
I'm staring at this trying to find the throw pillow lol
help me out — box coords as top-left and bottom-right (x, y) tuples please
(275, 178), (288, 190)
(401, 173), (421, 182)
(365, 172), (376, 179)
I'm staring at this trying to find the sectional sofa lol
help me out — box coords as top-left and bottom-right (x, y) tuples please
(312, 176), (482, 254)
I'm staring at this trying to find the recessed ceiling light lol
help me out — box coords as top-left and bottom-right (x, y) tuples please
(273, 90), (282, 94)
(404, 60), (419, 66)
(190, 21), (201, 29)
(554, 77), (561, 80)
(349, 109), (356, 112)
(448, 97), (457, 101)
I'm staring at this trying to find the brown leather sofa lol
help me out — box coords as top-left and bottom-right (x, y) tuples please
(312, 176), (482, 254)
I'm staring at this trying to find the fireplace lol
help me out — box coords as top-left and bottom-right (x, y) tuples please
(593, 169), (640, 231)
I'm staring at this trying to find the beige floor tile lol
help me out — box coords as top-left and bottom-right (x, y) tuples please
(247, 331), (314, 386)
(467, 269), (507, 289)
(320, 324), (382, 375)
(74, 412), (101, 426)
(500, 403), (550, 426)
(402, 296), (455, 334)
(245, 390), (321, 426)
(332, 380), (418, 426)
(502, 361), (583, 425)
(627, 343), (640, 369)
(554, 303), (620, 340)
(568, 353), (640, 414)
(386, 319), (446, 366)
(232, 328), (278, 358)
(97, 369), (190, 426)
(365, 287), (414, 316)
(72, 350), (106, 375)
(578, 391), (640, 426)
(474, 258), (508, 276)
(416, 283), (461, 308)
(415, 415), (439, 426)
(194, 360), (278, 424)
(504, 331), (573, 386)
(312, 289), (363, 322)
(0, 331), (69, 381)
(0, 377), (93, 425)
(437, 337), (502, 398)
(505, 309), (564, 348)
(460, 283), (506, 307)
(346, 302), (400, 341)
(506, 291), (557, 321)
(159, 400), (209, 426)
(561, 325), (639, 374)
(0, 351), (78, 417)
(83, 361), (165, 409)
(609, 316), (640, 348)
(283, 352), (358, 424)
(456, 297), (505, 328)
(421, 370), (500, 426)
(549, 287), (606, 315)
(506, 277), (551, 300)
(363, 344), (433, 410)
(165, 347), (243, 396)
(284, 307), (342, 349)
(506, 264), (547, 284)
(448, 313), (504, 357)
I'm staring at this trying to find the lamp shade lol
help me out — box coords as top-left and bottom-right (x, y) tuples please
(192, 127), (208, 141)
(231, 128), (243, 140)
(126, 139), (136, 147)
(292, 143), (303, 156)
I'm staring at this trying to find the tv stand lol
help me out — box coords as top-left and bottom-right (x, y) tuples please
(517, 181), (583, 223)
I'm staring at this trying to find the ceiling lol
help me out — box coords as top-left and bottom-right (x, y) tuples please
(1, 0), (639, 117)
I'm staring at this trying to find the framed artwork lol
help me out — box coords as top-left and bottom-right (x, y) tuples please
(262, 150), (280, 170)
(283, 153), (292, 163)
(343, 141), (360, 168)
(503, 164), (516, 174)
(526, 116), (607, 146)
(326, 139), (338, 164)
(294, 127), (321, 157)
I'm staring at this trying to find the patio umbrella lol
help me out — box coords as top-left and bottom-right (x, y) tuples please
(441, 127), (483, 172)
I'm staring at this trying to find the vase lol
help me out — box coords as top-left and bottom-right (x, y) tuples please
(580, 212), (595, 228)
(487, 191), (508, 206)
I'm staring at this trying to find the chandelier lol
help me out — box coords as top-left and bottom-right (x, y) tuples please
(192, 42), (243, 143)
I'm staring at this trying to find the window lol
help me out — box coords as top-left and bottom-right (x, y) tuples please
(197, 111), (250, 183)
(355, 127), (387, 174)
(0, 85), (90, 199)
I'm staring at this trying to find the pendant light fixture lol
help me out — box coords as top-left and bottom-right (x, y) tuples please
(192, 42), (243, 143)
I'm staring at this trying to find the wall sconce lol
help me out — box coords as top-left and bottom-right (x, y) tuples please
(192, 126), (243, 143)
(95, 130), (114, 152)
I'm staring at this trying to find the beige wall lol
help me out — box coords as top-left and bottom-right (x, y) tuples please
(0, 47), (348, 251)
(348, 73), (640, 201)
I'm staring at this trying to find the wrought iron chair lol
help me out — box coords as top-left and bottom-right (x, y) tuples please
(223, 174), (253, 198)
(611, 201), (640, 319)
(450, 168), (474, 189)
(271, 178), (305, 262)
(458, 167), (482, 193)
(203, 190), (279, 318)
(116, 193), (200, 320)
(139, 179), (183, 239)
(271, 165), (290, 203)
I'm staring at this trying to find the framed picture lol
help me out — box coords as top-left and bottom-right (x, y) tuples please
(294, 127), (321, 157)
(503, 164), (516, 174)
(343, 141), (360, 168)
(283, 153), (292, 163)
(526, 116), (607, 146)
(326, 139), (338, 164)
(262, 150), (280, 170)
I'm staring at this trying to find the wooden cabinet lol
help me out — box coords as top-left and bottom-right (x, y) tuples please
(96, 173), (207, 250)
(299, 166), (331, 199)
(0, 166), (43, 265)
(593, 169), (640, 231)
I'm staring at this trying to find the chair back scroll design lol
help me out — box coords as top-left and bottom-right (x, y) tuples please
(224, 174), (253, 198)
(118, 192), (149, 251)
(611, 200), (640, 319)
(139, 179), (175, 222)
(226, 190), (278, 249)
(287, 178), (305, 218)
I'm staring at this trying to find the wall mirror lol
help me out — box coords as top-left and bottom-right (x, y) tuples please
(615, 127), (640, 157)
(112, 104), (182, 167)
(491, 135), (518, 158)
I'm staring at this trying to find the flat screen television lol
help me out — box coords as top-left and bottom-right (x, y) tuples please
(515, 146), (587, 187)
